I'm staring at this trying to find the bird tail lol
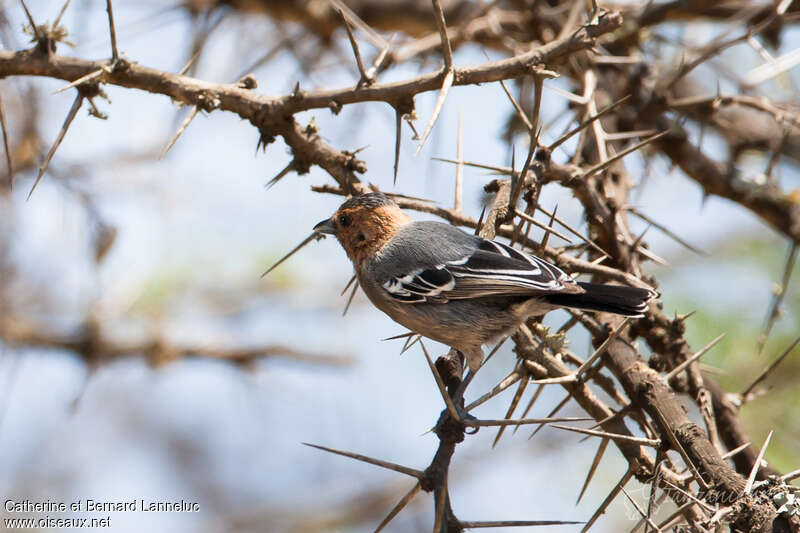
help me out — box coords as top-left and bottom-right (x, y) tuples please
(545, 282), (656, 317)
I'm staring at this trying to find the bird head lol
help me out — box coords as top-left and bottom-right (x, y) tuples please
(314, 192), (412, 267)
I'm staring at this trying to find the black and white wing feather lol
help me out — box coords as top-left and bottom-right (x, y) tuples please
(382, 239), (580, 304)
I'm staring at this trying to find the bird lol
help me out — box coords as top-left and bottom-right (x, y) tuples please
(314, 192), (657, 372)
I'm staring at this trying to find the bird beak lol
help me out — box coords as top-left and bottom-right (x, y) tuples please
(313, 217), (336, 235)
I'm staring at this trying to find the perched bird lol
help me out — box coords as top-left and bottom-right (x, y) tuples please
(314, 192), (656, 371)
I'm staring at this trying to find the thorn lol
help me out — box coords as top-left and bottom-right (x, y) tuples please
(498, 78), (533, 132)
(340, 274), (357, 296)
(512, 383), (543, 435)
(393, 109), (401, 185)
(336, 8), (372, 88)
(575, 317), (632, 377)
(327, 0), (387, 50)
(160, 106), (200, 159)
(528, 393), (571, 440)
(261, 232), (321, 277)
(381, 331), (415, 342)
(53, 0), (72, 28)
(469, 416), (592, 429)
(514, 209), (574, 244)
(28, 93), (83, 201)
(620, 487), (662, 532)
(721, 442), (751, 459)
(580, 466), (635, 532)
(414, 68), (454, 156)
(105, 0), (119, 62)
(549, 95), (631, 151)
(580, 131), (669, 179)
(430, 0), (452, 71)
(675, 310), (696, 323)
(480, 336), (507, 368)
(265, 160), (298, 190)
(342, 278), (359, 316)
(460, 520), (584, 528)
(644, 451), (665, 533)
(53, 68), (107, 95)
(659, 479), (715, 513)
(742, 335), (800, 401)
(374, 482), (421, 533)
(365, 32), (395, 79)
(744, 430), (773, 494)
(576, 438), (609, 505)
(781, 468), (800, 482)
(419, 340), (461, 422)
(179, 49), (203, 76)
(474, 205), (487, 236)
(507, 135), (536, 221)
(538, 204), (557, 254)
(465, 370), (520, 411)
(492, 377), (528, 447)
(400, 334), (420, 355)
(652, 405), (709, 491)
(548, 424), (661, 446)
(19, 0), (39, 39)
(535, 204), (611, 258)
(302, 442), (423, 479)
(627, 206), (705, 255)
(0, 94), (13, 190)
(756, 242), (798, 356)
(664, 332), (725, 382)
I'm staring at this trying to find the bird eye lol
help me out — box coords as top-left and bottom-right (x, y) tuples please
(338, 214), (351, 228)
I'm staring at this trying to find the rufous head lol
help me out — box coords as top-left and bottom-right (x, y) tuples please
(313, 192), (412, 268)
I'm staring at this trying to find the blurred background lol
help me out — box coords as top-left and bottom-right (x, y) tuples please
(0, 1), (798, 531)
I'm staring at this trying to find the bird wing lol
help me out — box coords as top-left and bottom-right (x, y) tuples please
(382, 239), (580, 304)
